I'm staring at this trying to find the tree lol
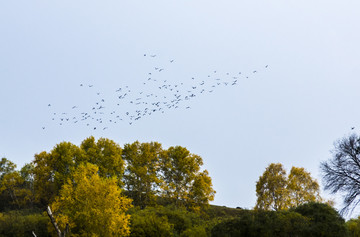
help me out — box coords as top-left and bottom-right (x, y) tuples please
(287, 167), (321, 208)
(255, 163), (288, 211)
(50, 163), (132, 236)
(160, 146), (215, 208)
(256, 163), (321, 211)
(188, 170), (216, 210)
(32, 137), (125, 206)
(20, 163), (36, 207)
(0, 158), (18, 211)
(0, 171), (29, 209)
(321, 133), (360, 215)
(80, 136), (124, 182)
(32, 142), (83, 206)
(122, 141), (163, 208)
(346, 216), (360, 237)
(0, 158), (16, 178)
(0, 158), (35, 211)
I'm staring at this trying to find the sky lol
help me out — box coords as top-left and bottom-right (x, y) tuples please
(1, 0), (360, 217)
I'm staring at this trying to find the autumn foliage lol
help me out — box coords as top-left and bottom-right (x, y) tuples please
(255, 163), (322, 211)
(1, 136), (357, 236)
(0, 137), (216, 235)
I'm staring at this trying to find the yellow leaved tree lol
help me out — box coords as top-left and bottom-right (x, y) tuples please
(50, 162), (132, 237)
(255, 163), (322, 211)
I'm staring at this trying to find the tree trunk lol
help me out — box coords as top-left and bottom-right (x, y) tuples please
(46, 206), (69, 237)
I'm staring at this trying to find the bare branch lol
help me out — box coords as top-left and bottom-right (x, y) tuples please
(321, 133), (360, 216)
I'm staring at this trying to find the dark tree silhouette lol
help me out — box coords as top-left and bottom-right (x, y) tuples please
(321, 133), (360, 215)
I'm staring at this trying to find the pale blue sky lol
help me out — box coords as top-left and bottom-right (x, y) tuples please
(1, 0), (360, 215)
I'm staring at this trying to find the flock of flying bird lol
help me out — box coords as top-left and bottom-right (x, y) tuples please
(44, 54), (269, 131)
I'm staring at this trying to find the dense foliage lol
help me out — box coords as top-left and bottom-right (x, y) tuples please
(293, 202), (347, 237)
(2, 136), (360, 236)
(0, 209), (49, 237)
(211, 203), (347, 237)
(50, 163), (132, 236)
(255, 163), (321, 210)
(0, 137), (215, 235)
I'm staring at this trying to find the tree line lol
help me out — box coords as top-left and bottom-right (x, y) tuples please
(1, 133), (360, 236)
(0, 137), (215, 236)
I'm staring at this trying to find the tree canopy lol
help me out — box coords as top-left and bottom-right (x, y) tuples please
(256, 163), (321, 211)
(30, 137), (215, 211)
(50, 162), (132, 237)
(255, 163), (288, 211)
(161, 146), (215, 209)
(32, 137), (125, 206)
(122, 141), (163, 208)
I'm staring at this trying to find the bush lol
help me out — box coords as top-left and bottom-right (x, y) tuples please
(130, 208), (173, 237)
(294, 202), (348, 237)
(0, 210), (50, 237)
(129, 205), (211, 237)
(211, 209), (309, 237)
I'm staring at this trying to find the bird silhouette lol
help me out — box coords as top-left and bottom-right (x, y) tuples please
(45, 53), (267, 128)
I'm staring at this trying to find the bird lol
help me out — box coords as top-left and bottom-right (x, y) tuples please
(46, 54), (266, 128)
(351, 127), (355, 130)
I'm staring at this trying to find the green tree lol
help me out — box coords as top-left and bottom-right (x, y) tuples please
(122, 141), (163, 208)
(0, 158), (17, 211)
(0, 171), (31, 209)
(160, 146), (215, 208)
(80, 136), (124, 182)
(294, 202), (347, 237)
(50, 163), (132, 237)
(0, 158), (16, 178)
(346, 216), (360, 237)
(0, 158), (35, 211)
(255, 163), (288, 211)
(19, 163), (36, 207)
(32, 137), (125, 206)
(32, 142), (83, 206)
